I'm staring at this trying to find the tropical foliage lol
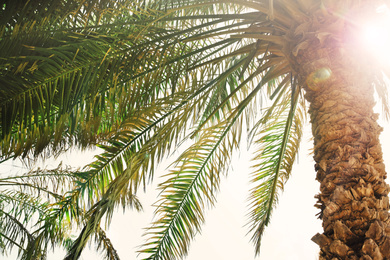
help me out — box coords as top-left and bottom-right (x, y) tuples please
(1, 0), (389, 259)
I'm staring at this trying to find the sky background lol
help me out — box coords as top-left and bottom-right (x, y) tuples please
(3, 104), (390, 260)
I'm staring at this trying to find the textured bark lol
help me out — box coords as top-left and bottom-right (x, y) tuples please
(295, 42), (390, 259)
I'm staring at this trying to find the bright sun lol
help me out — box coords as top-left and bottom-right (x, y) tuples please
(360, 4), (390, 65)
(362, 23), (389, 47)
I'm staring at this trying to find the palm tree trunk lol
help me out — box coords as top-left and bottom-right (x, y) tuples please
(297, 45), (390, 259)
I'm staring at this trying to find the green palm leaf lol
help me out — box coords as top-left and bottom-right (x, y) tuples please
(0, 165), (87, 258)
(95, 228), (120, 260)
(0, 191), (54, 259)
(247, 80), (305, 255)
(0, 0), (199, 159)
(140, 114), (243, 260)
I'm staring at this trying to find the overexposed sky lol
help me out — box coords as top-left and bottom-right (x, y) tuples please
(95, 124), (322, 260)
(3, 108), (390, 260)
(98, 113), (389, 260)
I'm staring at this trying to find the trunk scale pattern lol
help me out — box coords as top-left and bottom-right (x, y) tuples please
(297, 44), (390, 259)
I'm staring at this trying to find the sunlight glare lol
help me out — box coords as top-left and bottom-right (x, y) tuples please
(362, 23), (389, 47)
(360, 4), (390, 65)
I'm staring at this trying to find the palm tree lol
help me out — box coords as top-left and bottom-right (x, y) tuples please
(1, 0), (390, 259)
(0, 0), (183, 258)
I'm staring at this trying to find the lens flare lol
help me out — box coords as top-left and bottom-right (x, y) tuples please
(306, 68), (332, 91)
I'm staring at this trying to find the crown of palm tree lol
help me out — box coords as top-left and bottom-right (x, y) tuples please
(1, 0), (389, 259)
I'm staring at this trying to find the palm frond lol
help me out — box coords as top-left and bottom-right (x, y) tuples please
(95, 228), (121, 260)
(64, 166), (143, 260)
(0, 164), (79, 200)
(247, 79), (305, 255)
(0, 0), (202, 159)
(0, 162), (93, 259)
(0, 190), (62, 259)
(63, 54), (257, 258)
(140, 113), (243, 259)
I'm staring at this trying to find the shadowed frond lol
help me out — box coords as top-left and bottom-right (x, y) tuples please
(0, 0), (205, 160)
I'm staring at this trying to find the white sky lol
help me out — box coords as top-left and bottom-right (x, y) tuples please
(3, 107), (390, 260)
(93, 124), (322, 260)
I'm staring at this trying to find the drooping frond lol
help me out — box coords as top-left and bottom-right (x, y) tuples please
(64, 196), (141, 260)
(129, 1), (308, 258)
(0, 164), (88, 258)
(95, 228), (121, 260)
(0, 164), (78, 200)
(247, 80), (305, 255)
(140, 112), (244, 260)
(64, 161), (144, 260)
(0, 192), (34, 256)
(0, 190), (62, 259)
(64, 50), (261, 258)
(135, 34), (296, 258)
